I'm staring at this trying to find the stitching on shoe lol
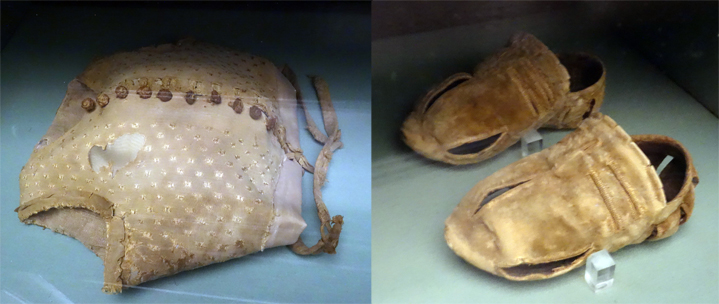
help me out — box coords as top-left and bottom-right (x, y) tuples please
(606, 160), (640, 216)
(589, 169), (620, 231)
(507, 66), (540, 117)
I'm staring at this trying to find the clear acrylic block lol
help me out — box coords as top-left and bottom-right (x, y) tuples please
(521, 129), (543, 157)
(585, 249), (615, 292)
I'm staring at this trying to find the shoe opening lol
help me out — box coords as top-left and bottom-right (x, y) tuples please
(635, 141), (688, 203)
(557, 54), (604, 93)
(448, 133), (503, 155)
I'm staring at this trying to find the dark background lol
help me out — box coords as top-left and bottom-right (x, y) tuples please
(373, 1), (718, 117)
(2, 1), (369, 50)
(5, 1), (716, 116)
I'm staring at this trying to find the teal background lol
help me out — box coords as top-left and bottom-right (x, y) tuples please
(1, 3), (371, 303)
(372, 7), (718, 304)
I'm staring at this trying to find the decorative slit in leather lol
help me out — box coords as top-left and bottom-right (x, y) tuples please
(424, 77), (470, 112)
(557, 54), (604, 92)
(474, 180), (527, 214)
(448, 133), (502, 155)
(582, 99), (596, 119)
(501, 249), (590, 278)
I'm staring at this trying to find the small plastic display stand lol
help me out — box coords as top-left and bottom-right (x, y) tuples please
(521, 129), (543, 157)
(585, 249), (615, 292)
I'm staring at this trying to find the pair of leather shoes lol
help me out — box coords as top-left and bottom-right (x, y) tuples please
(402, 33), (698, 280)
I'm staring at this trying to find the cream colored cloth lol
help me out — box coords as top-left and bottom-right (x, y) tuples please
(17, 39), (343, 293)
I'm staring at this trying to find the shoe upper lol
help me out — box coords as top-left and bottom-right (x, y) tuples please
(402, 32), (606, 165)
(445, 113), (697, 280)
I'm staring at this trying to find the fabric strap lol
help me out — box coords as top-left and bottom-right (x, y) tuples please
(281, 66), (344, 255)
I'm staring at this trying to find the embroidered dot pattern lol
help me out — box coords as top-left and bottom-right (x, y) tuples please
(17, 40), (299, 287)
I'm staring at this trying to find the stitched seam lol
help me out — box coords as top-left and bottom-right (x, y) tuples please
(606, 161), (641, 216)
(507, 66), (539, 116)
(522, 60), (554, 112)
(589, 170), (620, 230)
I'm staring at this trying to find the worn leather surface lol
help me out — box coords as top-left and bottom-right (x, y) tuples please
(16, 39), (311, 293)
(445, 113), (697, 280)
(402, 32), (606, 165)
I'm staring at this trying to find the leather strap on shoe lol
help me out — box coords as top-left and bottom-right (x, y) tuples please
(281, 66), (344, 255)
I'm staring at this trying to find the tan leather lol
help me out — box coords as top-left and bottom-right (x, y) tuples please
(402, 32), (606, 165)
(445, 113), (697, 280)
(16, 39), (342, 293)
